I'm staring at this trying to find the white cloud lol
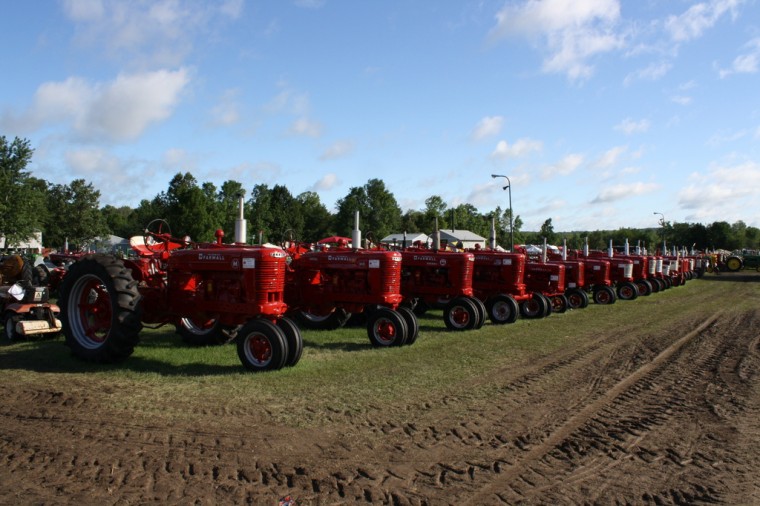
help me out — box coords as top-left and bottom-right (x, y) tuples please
(592, 145), (627, 169)
(718, 37), (760, 78)
(615, 118), (650, 135)
(491, 138), (543, 160)
(623, 62), (672, 86)
(541, 153), (584, 179)
(678, 161), (760, 221)
(489, 0), (623, 80)
(665, 0), (744, 42)
(471, 116), (504, 141)
(288, 117), (323, 138)
(591, 182), (660, 203)
(310, 173), (340, 192)
(61, 0), (243, 67)
(1, 69), (190, 142)
(671, 95), (692, 105)
(210, 89), (241, 126)
(320, 140), (354, 160)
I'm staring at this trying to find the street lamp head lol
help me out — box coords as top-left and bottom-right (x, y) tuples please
(502, 185), (509, 190)
(491, 174), (505, 178)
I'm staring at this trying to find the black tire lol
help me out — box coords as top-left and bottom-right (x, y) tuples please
(593, 286), (616, 305)
(520, 293), (548, 319)
(59, 254), (142, 363)
(396, 306), (419, 345)
(20, 259), (33, 285)
(470, 297), (487, 329)
(236, 319), (288, 372)
(3, 312), (21, 341)
(617, 281), (639, 301)
(33, 264), (50, 287)
(486, 294), (520, 324)
(565, 288), (589, 309)
(540, 293), (553, 317)
(176, 317), (231, 346)
(550, 294), (569, 313)
(634, 279), (653, 296)
(663, 276), (672, 289)
(648, 277), (661, 293)
(276, 317), (304, 367)
(367, 308), (408, 347)
(443, 297), (478, 331)
(725, 256), (743, 272)
(296, 308), (350, 330)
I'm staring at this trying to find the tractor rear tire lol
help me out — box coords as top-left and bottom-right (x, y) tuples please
(725, 256), (743, 272)
(565, 288), (589, 309)
(396, 306), (419, 345)
(276, 317), (304, 367)
(177, 317), (232, 346)
(236, 319), (288, 372)
(367, 308), (408, 347)
(593, 286), (617, 305)
(487, 294), (519, 324)
(296, 308), (350, 330)
(59, 254), (142, 363)
(443, 297), (478, 331)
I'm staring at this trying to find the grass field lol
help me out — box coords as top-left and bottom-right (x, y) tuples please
(3, 273), (753, 429)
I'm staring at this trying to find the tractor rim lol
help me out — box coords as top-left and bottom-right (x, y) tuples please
(180, 317), (218, 335)
(69, 274), (113, 349)
(243, 332), (273, 367)
(371, 316), (398, 345)
(567, 293), (582, 308)
(596, 290), (611, 304)
(620, 286), (635, 299)
(523, 300), (540, 317)
(449, 305), (470, 329)
(492, 300), (511, 321)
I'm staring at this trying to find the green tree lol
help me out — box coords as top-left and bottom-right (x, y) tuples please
(538, 218), (557, 245)
(217, 180), (246, 239)
(0, 136), (48, 247)
(46, 179), (108, 250)
(101, 205), (135, 239)
(297, 191), (333, 243)
(162, 173), (218, 242)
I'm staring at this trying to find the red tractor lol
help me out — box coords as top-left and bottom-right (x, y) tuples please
(470, 249), (532, 324)
(399, 246), (484, 331)
(284, 215), (417, 346)
(59, 220), (303, 372)
(586, 243), (639, 301)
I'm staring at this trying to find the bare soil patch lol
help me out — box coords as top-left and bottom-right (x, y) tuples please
(1, 274), (759, 505)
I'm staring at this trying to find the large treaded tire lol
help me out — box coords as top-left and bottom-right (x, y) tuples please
(296, 308), (350, 330)
(59, 254), (142, 363)
(176, 317), (231, 346)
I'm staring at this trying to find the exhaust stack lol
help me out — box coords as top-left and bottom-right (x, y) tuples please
(351, 211), (362, 250)
(608, 239), (614, 258)
(624, 238), (629, 256)
(562, 238), (567, 261)
(234, 191), (247, 244)
(583, 237), (589, 257)
(432, 217), (441, 251)
(542, 237), (547, 263)
(490, 217), (497, 250)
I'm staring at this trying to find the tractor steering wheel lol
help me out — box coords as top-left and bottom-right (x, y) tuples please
(143, 219), (173, 253)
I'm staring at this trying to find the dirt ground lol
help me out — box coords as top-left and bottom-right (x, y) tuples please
(1, 274), (759, 505)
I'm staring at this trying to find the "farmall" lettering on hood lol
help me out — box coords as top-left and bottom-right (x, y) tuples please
(198, 253), (225, 261)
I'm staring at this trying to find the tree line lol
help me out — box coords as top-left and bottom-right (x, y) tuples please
(2, 135), (758, 252)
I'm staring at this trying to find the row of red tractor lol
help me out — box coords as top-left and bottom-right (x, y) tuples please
(30, 211), (706, 374)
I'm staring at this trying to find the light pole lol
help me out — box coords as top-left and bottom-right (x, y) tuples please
(491, 174), (513, 252)
(653, 212), (665, 253)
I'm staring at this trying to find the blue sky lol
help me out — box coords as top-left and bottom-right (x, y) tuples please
(1, 0), (759, 232)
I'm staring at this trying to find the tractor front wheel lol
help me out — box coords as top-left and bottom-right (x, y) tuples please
(367, 308), (408, 347)
(396, 306), (419, 345)
(470, 297), (487, 329)
(487, 294), (520, 324)
(276, 317), (304, 367)
(550, 294), (569, 313)
(617, 281), (639, 301)
(236, 319), (288, 372)
(593, 286), (617, 305)
(520, 293), (548, 319)
(444, 297), (478, 331)
(59, 254), (142, 363)
(565, 288), (589, 309)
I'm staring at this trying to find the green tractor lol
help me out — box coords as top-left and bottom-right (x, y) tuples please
(724, 251), (760, 272)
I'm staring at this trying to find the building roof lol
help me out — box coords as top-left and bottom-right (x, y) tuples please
(439, 229), (486, 242)
(380, 232), (430, 244)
